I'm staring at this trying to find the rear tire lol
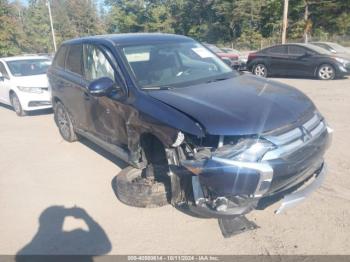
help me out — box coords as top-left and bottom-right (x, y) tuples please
(10, 92), (26, 116)
(54, 101), (78, 142)
(253, 63), (268, 77)
(114, 166), (170, 208)
(317, 64), (335, 80)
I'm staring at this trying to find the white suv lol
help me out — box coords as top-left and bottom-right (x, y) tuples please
(0, 55), (52, 116)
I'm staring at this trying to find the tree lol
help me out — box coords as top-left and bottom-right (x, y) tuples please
(23, 0), (52, 53)
(0, 0), (24, 56)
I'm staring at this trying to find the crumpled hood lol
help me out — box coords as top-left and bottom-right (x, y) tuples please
(13, 74), (49, 88)
(148, 74), (316, 136)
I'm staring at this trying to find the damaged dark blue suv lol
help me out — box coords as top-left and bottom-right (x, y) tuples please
(48, 33), (332, 223)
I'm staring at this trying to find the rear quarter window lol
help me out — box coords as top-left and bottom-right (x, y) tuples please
(53, 45), (68, 68)
(65, 44), (83, 76)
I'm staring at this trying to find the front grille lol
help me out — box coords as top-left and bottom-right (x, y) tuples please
(262, 113), (326, 161)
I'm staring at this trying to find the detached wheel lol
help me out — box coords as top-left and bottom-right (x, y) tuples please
(54, 101), (78, 142)
(10, 93), (26, 116)
(253, 63), (268, 77)
(317, 64), (335, 80)
(114, 166), (170, 208)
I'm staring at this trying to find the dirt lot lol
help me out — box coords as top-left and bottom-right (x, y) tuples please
(0, 76), (350, 255)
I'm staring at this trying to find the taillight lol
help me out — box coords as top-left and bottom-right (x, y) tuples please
(248, 53), (257, 60)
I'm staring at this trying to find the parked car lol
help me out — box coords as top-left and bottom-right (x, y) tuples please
(48, 33), (332, 222)
(247, 43), (350, 80)
(311, 42), (350, 59)
(220, 47), (248, 70)
(0, 55), (52, 116)
(203, 43), (242, 70)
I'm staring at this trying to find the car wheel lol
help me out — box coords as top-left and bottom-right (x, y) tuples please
(253, 63), (268, 77)
(317, 64), (335, 80)
(113, 165), (170, 208)
(10, 92), (26, 116)
(54, 101), (78, 142)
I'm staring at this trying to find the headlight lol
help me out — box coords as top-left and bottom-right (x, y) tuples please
(17, 86), (43, 94)
(334, 57), (349, 65)
(213, 138), (275, 162)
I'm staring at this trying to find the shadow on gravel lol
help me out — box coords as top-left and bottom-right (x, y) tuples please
(15, 206), (112, 262)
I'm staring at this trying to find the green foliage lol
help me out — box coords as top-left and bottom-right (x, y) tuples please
(0, 0), (24, 56)
(1, 0), (350, 56)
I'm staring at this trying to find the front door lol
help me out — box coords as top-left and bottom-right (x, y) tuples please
(287, 45), (315, 77)
(82, 43), (128, 147)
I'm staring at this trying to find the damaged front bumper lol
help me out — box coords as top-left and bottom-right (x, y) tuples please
(179, 118), (332, 219)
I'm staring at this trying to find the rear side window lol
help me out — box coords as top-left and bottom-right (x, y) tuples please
(288, 46), (307, 55)
(268, 45), (287, 54)
(65, 45), (83, 76)
(53, 45), (68, 68)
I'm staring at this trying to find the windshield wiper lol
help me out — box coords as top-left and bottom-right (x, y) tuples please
(141, 85), (174, 90)
(206, 77), (230, 83)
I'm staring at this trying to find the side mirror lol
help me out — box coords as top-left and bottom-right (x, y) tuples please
(88, 77), (115, 97)
(0, 72), (4, 82)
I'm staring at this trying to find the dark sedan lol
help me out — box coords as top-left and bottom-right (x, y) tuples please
(247, 43), (350, 80)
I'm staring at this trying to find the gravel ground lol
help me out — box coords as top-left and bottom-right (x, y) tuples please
(0, 76), (349, 255)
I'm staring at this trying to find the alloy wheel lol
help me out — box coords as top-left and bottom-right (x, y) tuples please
(57, 106), (71, 139)
(318, 65), (335, 80)
(254, 64), (267, 77)
(12, 95), (21, 113)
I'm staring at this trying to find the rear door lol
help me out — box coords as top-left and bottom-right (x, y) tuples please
(0, 61), (11, 104)
(287, 45), (315, 76)
(62, 44), (91, 130)
(266, 45), (289, 75)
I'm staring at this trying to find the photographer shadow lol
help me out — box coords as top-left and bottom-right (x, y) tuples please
(16, 206), (112, 262)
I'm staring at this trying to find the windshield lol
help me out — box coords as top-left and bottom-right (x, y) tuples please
(307, 44), (333, 55)
(221, 48), (241, 55)
(327, 43), (349, 53)
(6, 59), (51, 77)
(204, 44), (223, 53)
(121, 41), (235, 89)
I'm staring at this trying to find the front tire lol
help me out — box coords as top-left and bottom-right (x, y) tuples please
(317, 64), (335, 80)
(54, 101), (78, 142)
(10, 92), (26, 116)
(253, 63), (268, 77)
(113, 166), (170, 208)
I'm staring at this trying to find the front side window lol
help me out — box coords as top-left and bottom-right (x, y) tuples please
(65, 45), (83, 76)
(6, 59), (51, 77)
(0, 62), (10, 78)
(83, 44), (115, 82)
(288, 46), (307, 55)
(121, 41), (234, 89)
